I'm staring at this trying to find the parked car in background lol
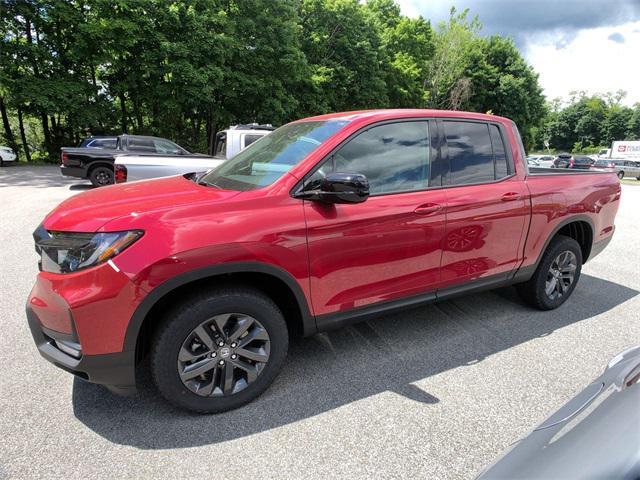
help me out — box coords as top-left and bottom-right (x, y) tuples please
(214, 124), (274, 159)
(78, 136), (117, 149)
(526, 156), (540, 167)
(114, 125), (273, 183)
(553, 154), (594, 170)
(591, 159), (616, 173)
(60, 134), (209, 187)
(0, 145), (17, 165)
(28, 109), (620, 413)
(477, 345), (640, 479)
(611, 159), (640, 180)
(527, 154), (555, 168)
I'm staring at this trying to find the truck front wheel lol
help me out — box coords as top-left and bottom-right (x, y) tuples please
(516, 235), (583, 310)
(150, 287), (289, 413)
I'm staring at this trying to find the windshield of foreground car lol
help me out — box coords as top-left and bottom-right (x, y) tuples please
(199, 120), (349, 191)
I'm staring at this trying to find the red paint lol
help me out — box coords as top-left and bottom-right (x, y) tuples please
(28, 110), (621, 356)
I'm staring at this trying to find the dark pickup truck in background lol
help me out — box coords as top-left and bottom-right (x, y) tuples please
(60, 134), (212, 186)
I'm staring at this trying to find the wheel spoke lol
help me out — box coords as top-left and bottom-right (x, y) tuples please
(227, 316), (253, 343)
(236, 347), (268, 363)
(180, 357), (216, 381)
(231, 359), (258, 383)
(193, 324), (216, 351)
(195, 378), (215, 397)
(178, 345), (200, 362)
(238, 326), (269, 348)
(222, 363), (235, 394)
(212, 314), (232, 339)
(546, 277), (557, 296)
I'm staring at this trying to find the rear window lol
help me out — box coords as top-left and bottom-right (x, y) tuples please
(445, 121), (510, 185)
(244, 134), (263, 147)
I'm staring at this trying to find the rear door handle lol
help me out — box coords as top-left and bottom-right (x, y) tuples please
(501, 192), (521, 201)
(414, 203), (442, 215)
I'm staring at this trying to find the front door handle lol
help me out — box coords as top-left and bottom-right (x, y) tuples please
(414, 203), (442, 215)
(501, 192), (521, 201)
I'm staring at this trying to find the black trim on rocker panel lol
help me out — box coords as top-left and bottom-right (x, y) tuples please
(123, 262), (316, 352)
(315, 272), (511, 333)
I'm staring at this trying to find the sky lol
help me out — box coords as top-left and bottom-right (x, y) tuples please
(396, 0), (640, 106)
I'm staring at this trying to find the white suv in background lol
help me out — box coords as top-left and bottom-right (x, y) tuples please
(0, 146), (17, 164)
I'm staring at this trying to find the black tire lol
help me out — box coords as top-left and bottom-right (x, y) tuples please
(516, 235), (582, 310)
(151, 287), (288, 413)
(89, 166), (114, 187)
(617, 171), (624, 179)
(636, 176), (640, 181)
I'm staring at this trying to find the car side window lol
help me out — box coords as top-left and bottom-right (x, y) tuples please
(127, 137), (156, 153)
(308, 121), (430, 195)
(153, 139), (183, 155)
(445, 121), (506, 185)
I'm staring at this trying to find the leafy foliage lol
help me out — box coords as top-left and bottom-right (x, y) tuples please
(1, 0), (547, 161)
(537, 91), (640, 152)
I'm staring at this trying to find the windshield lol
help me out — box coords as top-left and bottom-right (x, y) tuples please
(200, 120), (349, 191)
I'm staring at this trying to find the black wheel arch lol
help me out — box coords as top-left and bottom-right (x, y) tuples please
(125, 262), (316, 362)
(513, 215), (594, 282)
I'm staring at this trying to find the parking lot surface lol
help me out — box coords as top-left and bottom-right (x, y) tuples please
(1, 165), (639, 480)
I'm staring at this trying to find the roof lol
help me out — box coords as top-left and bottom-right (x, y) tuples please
(298, 109), (512, 124)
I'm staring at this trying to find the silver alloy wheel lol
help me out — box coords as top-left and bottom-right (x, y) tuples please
(177, 313), (270, 397)
(545, 250), (577, 300)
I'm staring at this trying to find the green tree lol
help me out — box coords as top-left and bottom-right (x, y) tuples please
(299, 0), (388, 114)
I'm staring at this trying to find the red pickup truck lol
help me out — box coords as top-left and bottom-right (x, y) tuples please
(27, 110), (620, 413)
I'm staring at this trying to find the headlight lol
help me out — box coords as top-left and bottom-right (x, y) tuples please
(34, 227), (143, 273)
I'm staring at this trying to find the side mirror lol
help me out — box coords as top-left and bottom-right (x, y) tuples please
(299, 172), (370, 204)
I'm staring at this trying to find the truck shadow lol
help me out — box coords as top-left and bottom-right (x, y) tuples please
(72, 273), (637, 449)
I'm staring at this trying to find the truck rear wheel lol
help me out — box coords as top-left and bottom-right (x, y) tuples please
(150, 287), (288, 413)
(89, 166), (114, 187)
(516, 235), (582, 310)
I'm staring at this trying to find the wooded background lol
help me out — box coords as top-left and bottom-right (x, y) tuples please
(1, 0), (638, 162)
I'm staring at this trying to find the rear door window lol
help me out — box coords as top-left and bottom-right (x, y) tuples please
(444, 121), (511, 185)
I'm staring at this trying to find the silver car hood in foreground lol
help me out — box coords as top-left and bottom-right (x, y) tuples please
(477, 346), (640, 479)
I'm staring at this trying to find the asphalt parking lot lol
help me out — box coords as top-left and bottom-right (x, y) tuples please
(1, 165), (639, 480)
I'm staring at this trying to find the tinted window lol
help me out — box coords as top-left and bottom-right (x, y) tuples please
(490, 125), (508, 178)
(244, 134), (263, 147)
(127, 137), (156, 153)
(153, 138), (183, 154)
(89, 138), (116, 148)
(323, 122), (430, 195)
(445, 121), (494, 184)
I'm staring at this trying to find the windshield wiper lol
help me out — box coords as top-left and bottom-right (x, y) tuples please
(188, 172), (220, 189)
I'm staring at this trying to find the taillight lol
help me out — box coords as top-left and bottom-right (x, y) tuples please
(114, 164), (127, 183)
(61, 152), (69, 165)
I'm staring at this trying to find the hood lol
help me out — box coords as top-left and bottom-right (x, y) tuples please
(43, 175), (240, 232)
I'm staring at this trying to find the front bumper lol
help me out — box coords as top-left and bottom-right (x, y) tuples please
(27, 305), (136, 394)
